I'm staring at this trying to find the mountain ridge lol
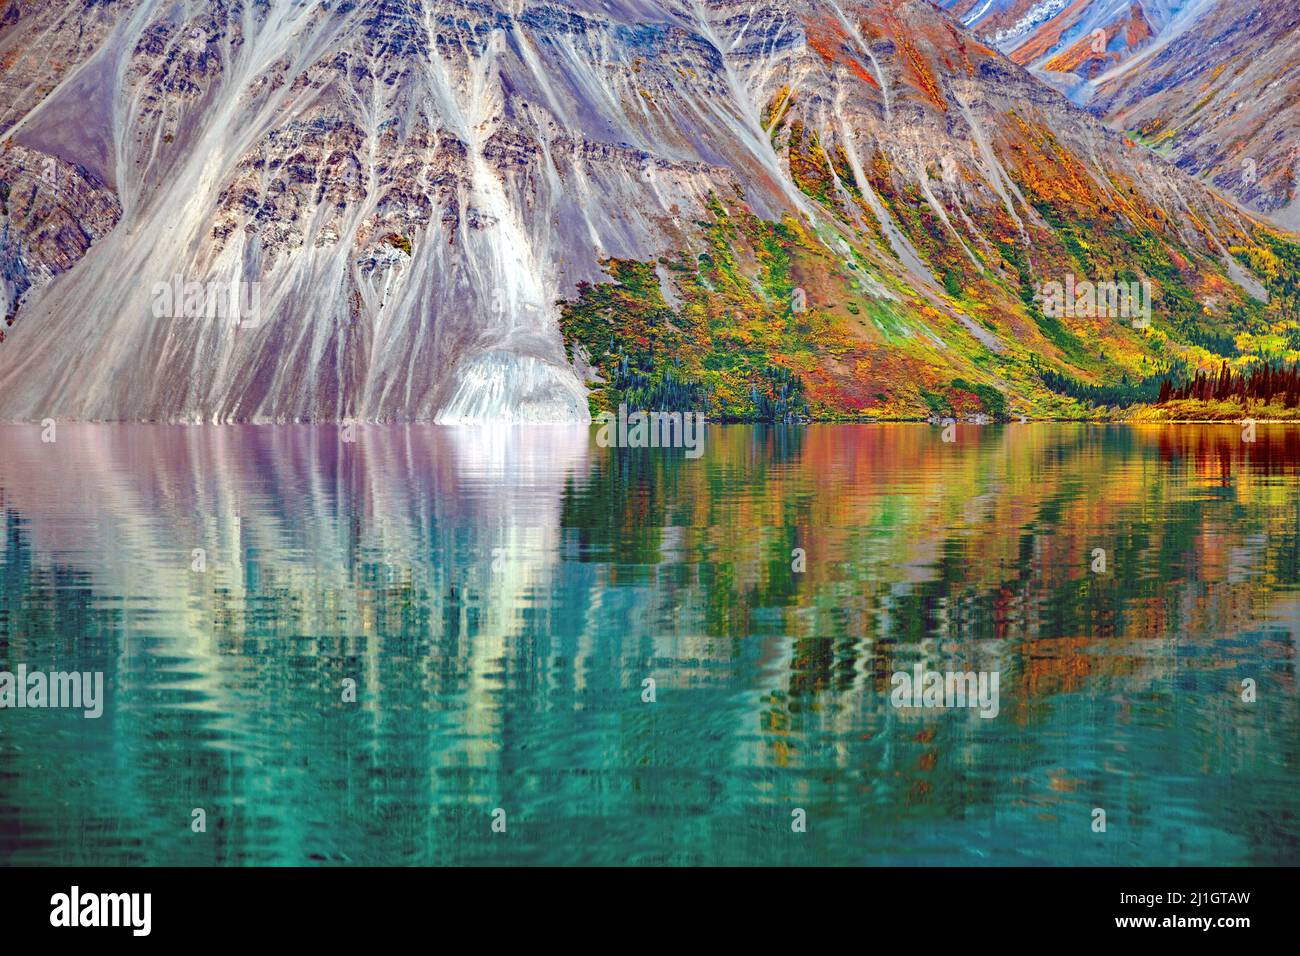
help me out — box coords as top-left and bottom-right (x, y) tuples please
(940, 0), (1300, 231)
(0, 0), (1294, 423)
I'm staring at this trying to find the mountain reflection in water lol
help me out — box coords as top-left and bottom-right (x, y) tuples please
(0, 423), (1296, 865)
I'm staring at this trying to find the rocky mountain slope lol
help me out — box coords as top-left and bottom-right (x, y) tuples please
(0, 0), (1293, 423)
(1088, 0), (1300, 232)
(938, 1), (1211, 84)
(942, 0), (1300, 230)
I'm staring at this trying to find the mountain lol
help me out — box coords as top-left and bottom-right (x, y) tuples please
(0, 0), (1294, 423)
(937, 1), (1211, 84)
(942, 0), (1300, 230)
(1088, 0), (1300, 231)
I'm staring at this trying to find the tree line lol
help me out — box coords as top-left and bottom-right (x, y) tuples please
(1158, 360), (1300, 408)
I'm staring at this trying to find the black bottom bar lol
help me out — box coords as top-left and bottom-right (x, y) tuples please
(0, 866), (1290, 942)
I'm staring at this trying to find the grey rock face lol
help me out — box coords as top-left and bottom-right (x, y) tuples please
(0, 0), (1273, 421)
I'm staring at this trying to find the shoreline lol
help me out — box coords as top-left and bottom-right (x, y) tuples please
(3, 416), (1299, 427)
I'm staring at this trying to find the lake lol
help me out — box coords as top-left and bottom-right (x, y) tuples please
(1, 423), (1297, 865)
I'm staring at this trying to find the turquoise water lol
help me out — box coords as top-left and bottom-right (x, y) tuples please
(0, 423), (1297, 865)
